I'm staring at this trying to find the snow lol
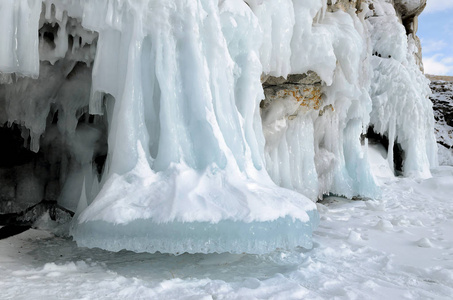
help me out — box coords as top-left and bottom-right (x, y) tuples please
(367, 143), (396, 185)
(1, 148), (452, 298)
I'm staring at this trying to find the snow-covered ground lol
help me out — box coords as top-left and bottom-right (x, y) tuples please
(1, 145), (452, 299)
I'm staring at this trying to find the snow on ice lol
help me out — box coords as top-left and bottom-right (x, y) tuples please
(0, 149), (452, 299)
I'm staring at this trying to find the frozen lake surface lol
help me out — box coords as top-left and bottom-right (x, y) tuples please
(1, 161), (452, 299)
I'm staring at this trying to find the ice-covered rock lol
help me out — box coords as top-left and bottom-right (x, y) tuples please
(427, 76), (453, 166)
(327, 0), (363, 13)
(366, 0), (437, 178)
(394, 0), (426, 19)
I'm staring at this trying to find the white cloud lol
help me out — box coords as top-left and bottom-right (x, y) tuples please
(442, 56), (453, 64)
(421, 39), (447, 54)
(423, 55), (453, 75)
(424, 0), (453, 13)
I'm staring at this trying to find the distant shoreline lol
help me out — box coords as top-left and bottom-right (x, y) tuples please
(425, 74), (453, 82)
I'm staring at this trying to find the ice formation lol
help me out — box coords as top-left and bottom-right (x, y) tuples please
(367, 0), (437, 178)
(0, 0), (437, 254)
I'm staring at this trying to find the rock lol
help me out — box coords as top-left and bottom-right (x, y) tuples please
(394, 0), (426, 21)
(412, 34), (424, 72)
(262, 71), (322, 86)
(327, 0), (362, 13)
(428, 79), (453, 149)
(0, 200), (74, 227)
(393, 0), (426, 53)
(426, 75), (453, 82)
(261, 71), (324, 117)
(262, 80), (324, 117)
(260, 71), (322, 115)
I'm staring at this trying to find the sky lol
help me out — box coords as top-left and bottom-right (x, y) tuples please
(418, 0), (453, 75)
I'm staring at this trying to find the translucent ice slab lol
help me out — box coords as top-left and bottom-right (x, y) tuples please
(73, 214), (319, 255)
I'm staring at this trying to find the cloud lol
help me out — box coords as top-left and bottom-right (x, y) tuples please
(423, 55), (453, 75)
(421, 39), (447, 54)
(424, 0), (453, 13)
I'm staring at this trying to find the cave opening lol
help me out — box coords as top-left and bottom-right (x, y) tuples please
(39, 22), (60, 49)
(0, 124), (38, 169)
(366, 126), (404, 174)
(0, 124), (47, 215)
(0, 6), (109, 228)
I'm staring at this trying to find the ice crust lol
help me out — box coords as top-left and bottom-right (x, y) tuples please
(0, 0), (437, 254)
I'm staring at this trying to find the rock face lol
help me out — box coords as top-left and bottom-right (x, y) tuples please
(430, 80), (453, 143)
(426, 75), (453, 82)
(394, 0), (427, 70)
(261, 72), (324, 118)
(428, 78), (453, 165)
(394, 0), (426, 21)
(327, 0), (362, 12)
(259, 0), (433, 199)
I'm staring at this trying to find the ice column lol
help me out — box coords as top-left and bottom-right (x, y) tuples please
(0, 0), (41, 79)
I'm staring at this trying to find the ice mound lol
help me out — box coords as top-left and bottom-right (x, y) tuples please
(71, 142), (318, 254)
